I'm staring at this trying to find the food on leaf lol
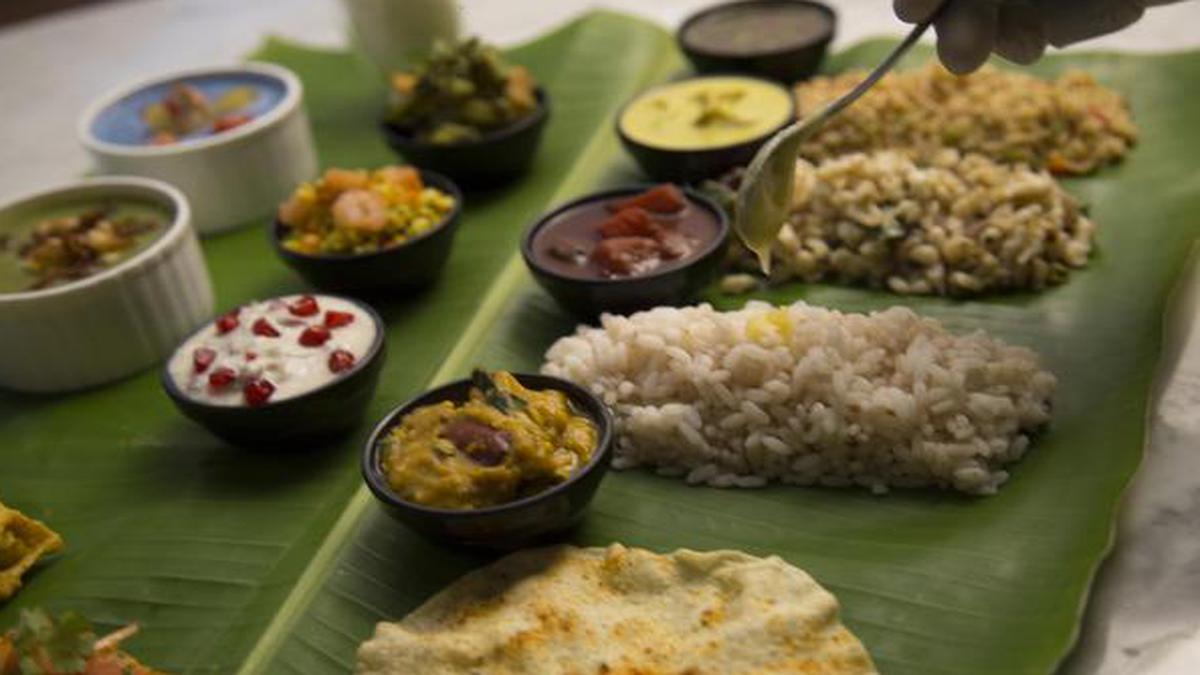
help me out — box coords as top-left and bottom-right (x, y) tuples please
(0, 503), (63, 601)
(792, 63), (1136, 175)
(167, 295), (375, 407)
(386, 38), (539, 145)
(530, 184), (722, 280)
(0, 608), (165, 675)
(355, 544), (876, 675)
(378, 370), (597, 509)
(141, 82), (260, 145)
(0, 203), (165, 293)
(543, 301), (1056, 495)
(720, 150), (1096, 296)
(277, 166), (455, 256)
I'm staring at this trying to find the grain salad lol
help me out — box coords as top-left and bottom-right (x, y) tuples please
(794, 63), (1136, 175)
(723, 150), (1096, 296)
(543, 301), (1056, 495)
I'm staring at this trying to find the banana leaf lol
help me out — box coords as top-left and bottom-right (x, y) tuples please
(1, 10), (1197, 675)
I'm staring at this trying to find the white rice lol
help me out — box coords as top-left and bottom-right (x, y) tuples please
(542, 301), (1056, 495)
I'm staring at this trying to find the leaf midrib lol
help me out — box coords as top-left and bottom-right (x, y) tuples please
(232, 35), (681, 675)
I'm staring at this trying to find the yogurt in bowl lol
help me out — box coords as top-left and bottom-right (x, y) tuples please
(163, 294), (387, 446)
(168, 295), (376, 407)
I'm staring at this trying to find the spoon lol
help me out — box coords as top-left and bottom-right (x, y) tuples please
(734, 14), (944, 274)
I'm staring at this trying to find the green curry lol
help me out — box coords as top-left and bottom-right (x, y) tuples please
(380, 371), (597, 509)
(0, 200), (167, 293)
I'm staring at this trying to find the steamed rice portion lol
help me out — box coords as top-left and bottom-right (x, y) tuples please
(726, 149), (1095, 296)
(542, 302), (1056, 495)
(794, 63), (1136, 175)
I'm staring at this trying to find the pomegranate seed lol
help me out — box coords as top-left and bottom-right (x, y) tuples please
(208, 367), (237, 390)
(299, 325), (331, 347)
(192, 347), (216, 373)
(252, 318), (280, 337)
(328, 349), (356, 373)
(288, 295), (319, 317)
(245, 351), (258, 362)
(324, 310), (355, 328)
(243, 378), (276, 407)
(215, 312), (239, 334)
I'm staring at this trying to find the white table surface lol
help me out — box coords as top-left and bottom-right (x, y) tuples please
(1, 1), (1197, 673)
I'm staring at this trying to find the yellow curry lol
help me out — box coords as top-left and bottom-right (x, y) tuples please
(380, 371), (597, 509)
(619, 76), (793, 151)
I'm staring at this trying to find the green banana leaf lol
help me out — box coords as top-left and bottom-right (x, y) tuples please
(1, 10), (1197, 675)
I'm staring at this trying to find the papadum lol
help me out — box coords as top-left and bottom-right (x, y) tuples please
(356, 544), (876, 674)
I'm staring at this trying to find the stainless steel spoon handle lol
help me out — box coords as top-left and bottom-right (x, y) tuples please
(783, 18), (935, 148)
(733, 14), (942, 274)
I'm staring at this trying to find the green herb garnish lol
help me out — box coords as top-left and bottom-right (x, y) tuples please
(470, 369), (526, 413)
(9, 608), (94, 675)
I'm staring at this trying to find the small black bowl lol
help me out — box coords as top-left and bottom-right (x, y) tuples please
(380, 89), (550, 188)
(677, 0), (837, 82)
(362, 373), (613, 548)
(271, 170), (463, 292)
(615, 76), (795, 183)
(521, 185), (730, 319)
(162, 296), (386, 447)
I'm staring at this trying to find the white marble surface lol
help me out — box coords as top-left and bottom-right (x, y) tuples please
(0, 1), (1197, 673)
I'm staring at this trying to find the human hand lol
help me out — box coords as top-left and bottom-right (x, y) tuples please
(894, 0), (1180, 74)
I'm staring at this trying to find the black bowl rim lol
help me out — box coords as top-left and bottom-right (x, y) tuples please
(677, 0), (838, 61)
(271, 168), (464, 263)
(361, 372), (614, 519)
(614, 74), (796, 155)
(161, 293), (387, 411)
(520, 184), (731, 288)
(380, 87), (550, 149)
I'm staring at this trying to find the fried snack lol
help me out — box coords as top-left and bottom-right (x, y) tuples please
(0, 502), (63, 600)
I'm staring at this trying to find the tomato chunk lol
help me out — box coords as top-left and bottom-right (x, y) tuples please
(609, 184), (686, 214)
(597, 207), (659, 239)
(590, 237), (662, 277)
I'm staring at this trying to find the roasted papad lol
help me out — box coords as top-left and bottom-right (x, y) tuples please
(356, 544), (877, 674)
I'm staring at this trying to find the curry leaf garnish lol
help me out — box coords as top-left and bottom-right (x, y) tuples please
(11, 608), (94, 675)
(470, 369), (526, 413)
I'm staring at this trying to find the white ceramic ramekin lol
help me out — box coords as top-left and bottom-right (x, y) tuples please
(78, 62), (318, 236)
(0, 177), (214, 393)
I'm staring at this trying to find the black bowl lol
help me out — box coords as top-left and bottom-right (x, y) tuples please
(271, 170), (463, 292)
(615, 76), (795, 183)
(677, 0), (837, 82)
(521, 185), (730, 319)
(362, 373), (613, 548)
(380, 89), (550, 188)
(162, 296), (386, 447)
